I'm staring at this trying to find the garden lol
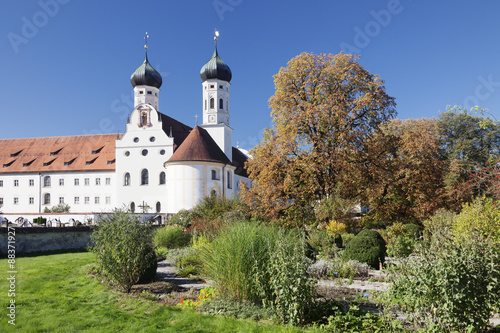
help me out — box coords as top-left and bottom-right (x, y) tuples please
(83, 189), (499, 332)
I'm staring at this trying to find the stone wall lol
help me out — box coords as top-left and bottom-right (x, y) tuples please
(0, 226), (93, 254)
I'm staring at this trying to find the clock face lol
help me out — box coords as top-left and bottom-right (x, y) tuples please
(208, 115), (216, 123)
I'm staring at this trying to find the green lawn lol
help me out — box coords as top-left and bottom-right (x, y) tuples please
(0, 252), (315, 333)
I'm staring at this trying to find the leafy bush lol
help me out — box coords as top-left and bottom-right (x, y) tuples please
(387, 225), (500, 331)
(253, 233), (316, 325)
(386, 222), (420, 258)
(90, 210), (156, 292)
(325, 220), (348, 237)
(342, 230), (386, 269)
(308, 229), (340, 259)
(321, 305), (402, 332)
(165, 247), (195, 267)
(452, 196), (500, 245)
(341, 233), (355, 247)
(168, 209), (194, 228)
(154, 225), (190, 248)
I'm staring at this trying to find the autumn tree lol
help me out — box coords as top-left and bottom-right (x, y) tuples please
(241, 52), (396, 226)
(362, 118), (447, 224)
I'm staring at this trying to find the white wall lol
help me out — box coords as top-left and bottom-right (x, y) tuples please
(0, 171), (115, 214)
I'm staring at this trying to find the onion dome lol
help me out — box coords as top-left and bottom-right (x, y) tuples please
(130, 51), (162, 88)
(200, 40), (232, 83)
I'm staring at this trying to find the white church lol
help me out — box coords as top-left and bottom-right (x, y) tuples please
(0, 34), (250, 224)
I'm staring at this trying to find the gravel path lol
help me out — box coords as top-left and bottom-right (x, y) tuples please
(156, 260), (211, 291)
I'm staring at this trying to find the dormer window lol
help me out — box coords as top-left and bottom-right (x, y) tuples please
(43, 158), (55, 167)
(10, 150), (23, 158)
(23, 159), (36, 167)
(92, 146), (103, 154)
(50, 148), (63, 156)
(86, 157), (97, 165)
(64, 157), (76, 166)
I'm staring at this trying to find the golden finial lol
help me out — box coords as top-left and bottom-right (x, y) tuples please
(214, 29), (219, 41)
(144, 32), (149, 49)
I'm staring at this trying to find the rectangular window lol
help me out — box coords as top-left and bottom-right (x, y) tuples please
(74, 178), (79, 186)
(59, 178), (64, 186)
(29, 179), (34, 186)
(84, 197), (89, 204)
(0, 180), (3, 187)
(29, 197), (34, 204)
(96, 178), (101, 185)
(95, 197), (100, 204)
(14, 197), (19, 205)
(105, 196), (111, 204)
(227, 171), (232, 189)
(84, 178), (89, 186)
(59, 197), (64, 204)
(14, 179), (19, 187)
(74, 197), (80, 204)
(211, 169), (219, 180)
(0, 198), (3, 205)
(105, 177), (111, 185)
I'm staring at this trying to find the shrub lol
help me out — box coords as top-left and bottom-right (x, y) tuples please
(253, 232), (316, 325)
(452, 196), (500, 245)
(308, 229), (340, 259)
(90, 210), (156, 293)
(341, 233), (355, 247)
(168, 209), (194, 228)
(307, 259), (369, 280)
(154, 225), (190, 248)
(165, 247), (196, 267)
(342, 230), (386, 269)
(386, 222), (420, 258)
(325, 220), (348, 237)
(387, 226), (500, 331)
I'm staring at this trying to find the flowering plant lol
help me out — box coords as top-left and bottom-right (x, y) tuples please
(178, 286), (218, 308)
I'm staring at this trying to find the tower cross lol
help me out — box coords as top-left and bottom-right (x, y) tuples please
(195, 114), (199, 125)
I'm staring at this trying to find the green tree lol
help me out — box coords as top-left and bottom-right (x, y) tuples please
(90, 210), (156, 293)
(241, 52), (396, 225)
(438, 106), (500, 206)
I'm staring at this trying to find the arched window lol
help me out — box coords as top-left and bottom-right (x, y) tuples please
(130, 202), (135, 213)
(43, 176), (51, 187)
(141, 169), (149, 185)
(227, 171), (232, 189)
(43, 193), (50, 205)
(219, 98), (223, 109)
(204, 99), (207, 110)
(156, 201), (161, 213)
(124, 173), (130, 186)
(210, 98), (214, 109)
(159, 172), (166, 185)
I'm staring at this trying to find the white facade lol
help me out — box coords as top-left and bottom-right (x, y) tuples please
(0, 171), (115, 214)
(0, 37), (250, 222)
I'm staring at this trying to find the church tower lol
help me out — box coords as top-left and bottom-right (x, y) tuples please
(130, 33), (162, 111)
(199, 31), (233, 161)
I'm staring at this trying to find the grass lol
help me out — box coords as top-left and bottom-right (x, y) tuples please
(0, 251), (316, 332)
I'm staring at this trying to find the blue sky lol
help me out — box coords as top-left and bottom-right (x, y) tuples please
(1, 0), (500, 150)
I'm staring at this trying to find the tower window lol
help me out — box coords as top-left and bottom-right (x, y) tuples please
(156, 201), (161, 213)
(205, 99), (207, 110)
(159, 171), (166, 185)
(210, 98), (214, 109)
(210, 85), (214, 88)
(219, 98), (223, 109)
(147, 91), (152, 95)
(139, 91), (144, 94)
(219, 85), (223, 89)
(141, 169), (149, 185)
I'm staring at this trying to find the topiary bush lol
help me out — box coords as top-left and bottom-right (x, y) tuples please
(342, 230), (386, 269)
(154, 225), (191, 248)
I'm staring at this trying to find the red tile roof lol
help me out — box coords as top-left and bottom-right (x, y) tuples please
(166, 126), (231, 164)
(0, 134), (120, 173)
